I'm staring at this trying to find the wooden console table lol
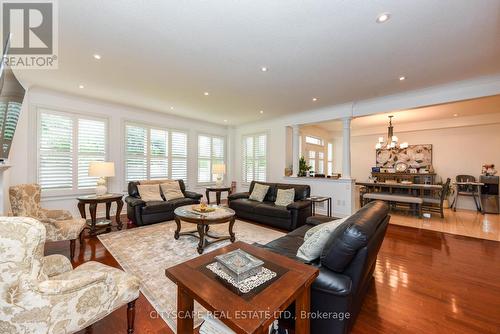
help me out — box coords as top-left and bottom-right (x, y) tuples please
(166, 241), (319, 333)
(77, 194), (124, 235)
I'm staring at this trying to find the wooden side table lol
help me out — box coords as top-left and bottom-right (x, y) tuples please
(306, 196), (333, 217)
(77, 194), (124, 235)
(205, 186), (232, 205)
(166, 241), (319, 333)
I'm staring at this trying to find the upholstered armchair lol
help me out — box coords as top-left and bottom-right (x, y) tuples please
(0, 217), (140, 334)
(9, 183), (86, 259)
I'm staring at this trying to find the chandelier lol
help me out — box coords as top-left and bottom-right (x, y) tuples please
(375, 115), (408, 150)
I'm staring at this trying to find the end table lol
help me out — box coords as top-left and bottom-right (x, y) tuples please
(205, 186), (232, 205)
(306, 196), (333, 217)
(77, 193), (124, 235)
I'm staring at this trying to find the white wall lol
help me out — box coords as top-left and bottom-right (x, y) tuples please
(6, 87), (229, 217)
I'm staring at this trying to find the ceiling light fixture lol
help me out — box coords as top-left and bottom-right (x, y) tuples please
(170, 106), (174, 110)
(259, 110), (264, 114)
(375, 115), (408, 150)
(261, 66), (268, 72)
(399, 76), (406, 81)
(312, 97), (318, 102)
(78, 84), (85, 89)
(204, 92), (210, 96)
(453, 113), (459, 117)
(93, 54), (101, 60)
(223, 119), (228, 123)
(376, 13), (391, 23)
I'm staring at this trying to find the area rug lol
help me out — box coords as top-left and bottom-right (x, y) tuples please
(98, 220), (285, 331)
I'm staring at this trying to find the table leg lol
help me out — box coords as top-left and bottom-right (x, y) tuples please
(295, 286), (311, 334)
(177, 286), (194, 333)
(229, 217), (236, 242)
(477, 186), (483, 213)
(206, 190), (210, 204)
(197, 224), (205, 254)
(311, 202), (315, 216)
(77, 202), (86, 219)
(116, 199), (124, 230)
(216, 191), (221, 205)
(89, 203), (97, 235)
(174, 217), (181, 239)
(105, 202), (111, 220)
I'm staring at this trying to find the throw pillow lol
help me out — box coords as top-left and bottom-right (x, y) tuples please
(297, 218), (348, 261)
(137, 184), (163, 202)
(275, 188), (295, 206)
(249, 183), (270, 202)
(160, 181), (185, 201)
(304, 216), (349, 241)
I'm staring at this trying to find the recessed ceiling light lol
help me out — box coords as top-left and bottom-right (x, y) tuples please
(170, 106), (174, 110)
(93, 54), (101, 60)
(312, 97), (319, 102)
(399, 76), (406, 81)
(204, 92), (210, 96)
(78, 84), (85, 89)
(453, 113), (459, 117)
(223, 119), (228, 123)
(261, 66), (268, 72)
(376, 13), (391, 23)
(259, 110), (264, 114)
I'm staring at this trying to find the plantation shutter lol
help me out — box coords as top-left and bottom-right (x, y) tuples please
(198, 135), (211, 183)
(242, 133), (267, 183)
(78, 118), (106, 189)
(254, 134), (267, 181)
(39, 112), (74, 190)
(171, 131), (187, 181)
(125, 124), (147, 182)
(150, 128), (168, 179)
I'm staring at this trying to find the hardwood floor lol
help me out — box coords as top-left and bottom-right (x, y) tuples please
(45, 214), (500, 334)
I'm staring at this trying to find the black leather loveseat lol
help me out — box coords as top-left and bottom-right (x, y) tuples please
(260, 201), (390, 334)
(228, 181), (312, 231)
(125, 179), (203, 226)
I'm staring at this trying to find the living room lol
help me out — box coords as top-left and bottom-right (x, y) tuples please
(1, 1), (500, 334)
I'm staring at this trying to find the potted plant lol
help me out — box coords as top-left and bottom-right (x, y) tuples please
(298, 156), (311, 177)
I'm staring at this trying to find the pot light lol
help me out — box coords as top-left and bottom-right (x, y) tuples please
(93, 54), (101, 60)
(223, 119), (228, 123)
(261, 66), (268, 72)
(376, 13), (391, 23)
(399, 76), (406, 81)
(204, 92), (210, 96)
(453, 113), (459, 117)
(78, 84), (85, 89)
(312, 97), (318, 102)
(170, 106), (174, 110)
(259, 110), (264, 114)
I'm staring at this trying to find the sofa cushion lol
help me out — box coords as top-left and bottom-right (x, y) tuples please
(168, 197), (198, 208)
(229, 198), (260, 212)
(160, 181), (184, 201)
(142, 201), (173, 214)
(261, 235), (305, 260)
(297, 218), (347, 261)
(137, 185), (163, 202)
(275, 188), (295, 207)
(276, 183), (310, 201)
(249, 183), (270, 202)
(304, 217), (348, 240)
(256, 203), (291, 219)
(320, 201), (389, 272)
(249, 181), (277, 202)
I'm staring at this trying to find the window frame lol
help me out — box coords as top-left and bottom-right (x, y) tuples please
(196, 132), (227, 186)
(123, 121), (189, 186)
(305, 135), (324, 146)
(241, 132), (268, 185)
(35, 107), (109, 197)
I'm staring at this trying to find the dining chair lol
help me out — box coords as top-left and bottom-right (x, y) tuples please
(423, 178), (451, 218)
(453, 175), (480, 211)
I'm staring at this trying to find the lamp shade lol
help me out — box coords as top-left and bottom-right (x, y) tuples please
(88, 162), (115, 177)
(212, 163), (226, 174)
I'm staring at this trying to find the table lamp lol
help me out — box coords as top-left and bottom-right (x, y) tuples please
(89, 162), (115, 196)
(213, 163), (226, 187)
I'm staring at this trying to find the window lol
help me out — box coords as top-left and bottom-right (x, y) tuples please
(125, 123), (188, 182)
(327, 142), (333, 175)
(198, 134), (225, 183)
(308, 150), (316, 172)
(38, 110), (107, 192)
(318, 152), (324, 174)
(305, 136), (323, 146)
(242, 133), (267, 183)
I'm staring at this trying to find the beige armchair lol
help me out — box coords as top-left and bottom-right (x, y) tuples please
(9, 183), (86, 259)
(0, 217), (140, 334)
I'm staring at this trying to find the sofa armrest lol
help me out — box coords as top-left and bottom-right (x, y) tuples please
(228, 192), (250, 201)
(124, 196), (146, 207)
(41, 255), (73, 278)
(312, 269), (352, 297)
(184, 191), (203, 200)
(287, 200), (312, 210)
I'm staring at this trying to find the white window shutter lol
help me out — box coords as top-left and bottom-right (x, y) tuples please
(125, 125), (147, 182)
(171, 131), (188, 181)
(242, 133), (267, 183)
(150, 128), (168, 179)
(78, 118), (106, 189)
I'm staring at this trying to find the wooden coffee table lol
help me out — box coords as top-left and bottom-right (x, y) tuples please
(174, 205), (236, 254)
(165, 241), (319, 334)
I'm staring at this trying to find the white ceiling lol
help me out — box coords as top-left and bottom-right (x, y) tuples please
(314, 94), (500, 131)
(14, 0), (500, 125)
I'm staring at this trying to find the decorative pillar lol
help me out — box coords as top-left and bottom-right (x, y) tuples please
(292, 125), (300, 176)
(341, 117), (352, 179)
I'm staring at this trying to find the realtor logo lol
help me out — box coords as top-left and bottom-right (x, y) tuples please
(1, 0), (58, 68)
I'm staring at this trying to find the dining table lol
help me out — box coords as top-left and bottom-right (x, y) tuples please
(356, 181), (442, 197)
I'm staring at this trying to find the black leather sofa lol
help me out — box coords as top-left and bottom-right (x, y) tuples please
(125, 179), (203, 226)
(260, 201), (390, 334)
(228, 181), (312, 231)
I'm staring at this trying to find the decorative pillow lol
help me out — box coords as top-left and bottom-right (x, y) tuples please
(297, 218), (348, 262)
(137, 184), (163, 202)
(160, 181), (185, 201)
(249, 183), (270, 202)
(275, 188), (295, 207)
(304, 217), (349, 241)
